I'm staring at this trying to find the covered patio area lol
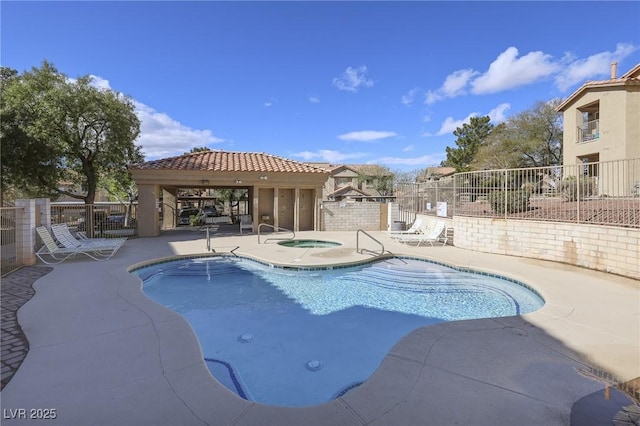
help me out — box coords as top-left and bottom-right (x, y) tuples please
(128, 151), (329, 237)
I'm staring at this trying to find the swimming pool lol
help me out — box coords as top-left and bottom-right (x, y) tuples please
(135, 256), (543, 407)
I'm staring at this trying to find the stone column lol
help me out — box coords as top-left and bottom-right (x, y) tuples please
(14, 199), (36, 266)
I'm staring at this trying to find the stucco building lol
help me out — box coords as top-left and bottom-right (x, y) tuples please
(129, 151), (328, 237)
(556, 62), (640, 195)
(306, 163), (394, 201)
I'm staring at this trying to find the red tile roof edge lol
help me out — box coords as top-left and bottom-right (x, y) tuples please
(129, 150), (328, 174)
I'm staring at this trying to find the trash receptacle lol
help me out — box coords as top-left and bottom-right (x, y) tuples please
(391, 221), (406, 231)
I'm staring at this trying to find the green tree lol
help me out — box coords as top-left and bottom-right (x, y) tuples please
(1, 66), (49, 202)
(356, 164), (394, 196)
(442, 116), (494, 172)
(393, 168), (421, 185)
(1, 61), (141, 204)
(217, 188), (247, 223)
(472, 100), (563, 170)
(100, 148), (144, 226)
(469, 123), (521, 170)
(184, 146), (211, 154)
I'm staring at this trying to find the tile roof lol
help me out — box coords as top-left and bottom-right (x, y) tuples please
(315, 164), (393, 175)
(328, 185), (371, 198)
(129, 151), (327, 174)
(556, 62), (640, 111)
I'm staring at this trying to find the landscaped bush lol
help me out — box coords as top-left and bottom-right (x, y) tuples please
(557, 176), (596, 201)
(488, 189), (531, 214)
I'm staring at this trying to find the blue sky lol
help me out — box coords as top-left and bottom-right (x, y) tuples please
(2, 1), (639, 170)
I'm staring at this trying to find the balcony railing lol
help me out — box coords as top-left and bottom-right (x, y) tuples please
(578, 119), (599, 143)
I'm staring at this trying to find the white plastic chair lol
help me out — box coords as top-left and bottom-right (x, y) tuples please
(396, 221), (447, 247)
(239, 215), (254, 234)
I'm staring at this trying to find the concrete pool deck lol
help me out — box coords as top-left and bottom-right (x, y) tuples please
(1, 228), (639, 425)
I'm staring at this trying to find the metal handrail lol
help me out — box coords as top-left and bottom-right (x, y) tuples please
(257, 223), (295, 244)
(356, 229), (387, 256)
(206, 227), (239, 256)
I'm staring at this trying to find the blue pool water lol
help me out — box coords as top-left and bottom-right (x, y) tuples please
(135, 256), (543, 407)
(277, 239), (342, 248)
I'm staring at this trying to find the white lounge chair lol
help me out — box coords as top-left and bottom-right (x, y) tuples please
(51, 223), (125, 249)
(239, 215), (254, 234)
(389, 216), (424, 236)
(396, 220), (447, 247)
(36, 226), (124, 264)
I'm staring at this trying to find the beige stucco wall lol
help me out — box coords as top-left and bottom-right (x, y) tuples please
(453, 217), (640, 279)
(162, 188), (177, 230)
(563, 86), (640, 165)
(137, 184), (160, 237)
(624, 88), (640, 159)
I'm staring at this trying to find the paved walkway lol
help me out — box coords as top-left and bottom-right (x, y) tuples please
(1, 229), (638, 425)
(1, 266), (52, 389)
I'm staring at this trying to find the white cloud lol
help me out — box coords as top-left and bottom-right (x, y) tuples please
(135, 102), (224, 159)
(415, 43), (638, 106)
(424, 68), (479, 105)
(425, 103), (510, 137)
(70, 74), (224, 160)
(332, 66), (374, 92)
(292, 149), (368, 163)
(308, 96), (320, 103)
(441, 69), (479, 98)
(554, 43), (638, 91)
(428, 114), (478, 137)
(425, 89), (442, 105)
(88, 75), (112, 90)
(401, 87), (421, 106)
(338, 130), (397, 142)
(471, 47), (560, 94)
(402, 144), (415, 152)
(487, 103), (511, 123)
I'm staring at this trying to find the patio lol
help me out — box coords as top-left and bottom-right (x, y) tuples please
(1, 228), (639, 425)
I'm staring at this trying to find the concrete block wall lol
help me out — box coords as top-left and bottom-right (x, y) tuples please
(322, 201), (380, 231)
(454, 217), (640, 279)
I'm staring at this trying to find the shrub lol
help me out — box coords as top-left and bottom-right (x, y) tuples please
(557, 176), (596, 201)
(189, 211), (205, 226)
(488, 189), (531, 214)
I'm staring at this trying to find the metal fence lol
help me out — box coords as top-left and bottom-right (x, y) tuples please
(1, 207), (22, 276)
(395, 158), (640, 229)
(395, 176), (456, 225)
(50, 202), (138, 238)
